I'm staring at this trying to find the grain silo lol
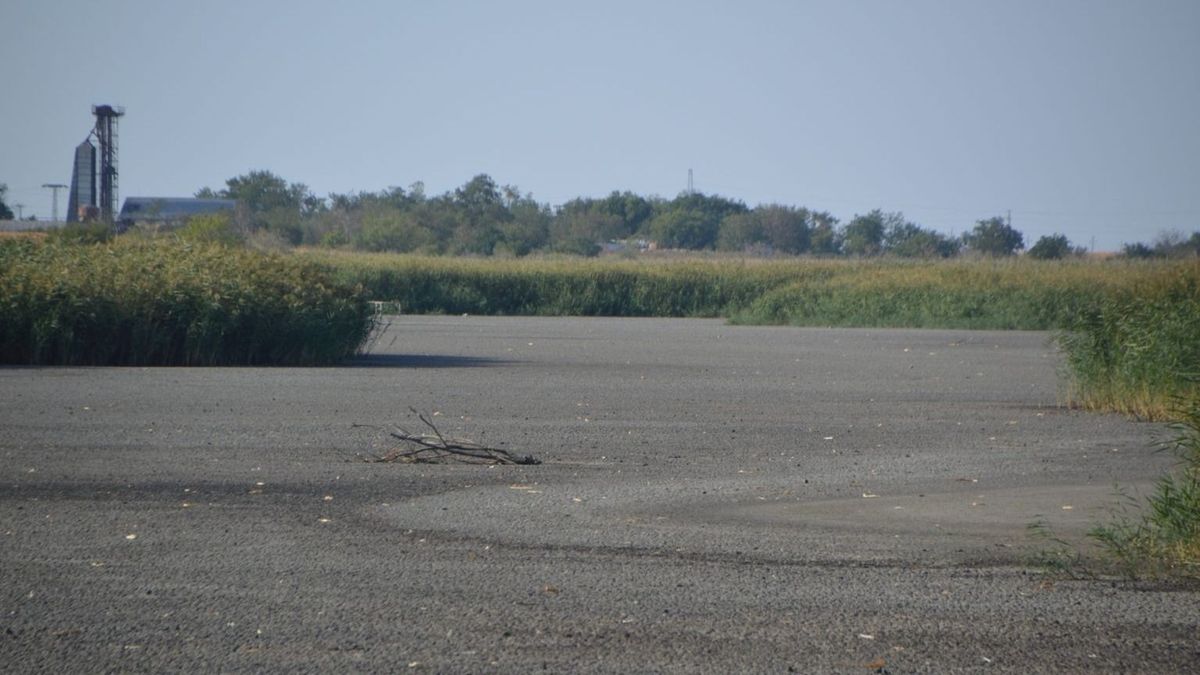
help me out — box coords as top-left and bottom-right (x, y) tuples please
(66, 140), (96, 223)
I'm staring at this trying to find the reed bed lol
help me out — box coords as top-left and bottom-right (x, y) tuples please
(307, 251), (1180, 327)
(0, 239), (375, 366)
(1055, 263), (1200, 420)
(305, 251), (801, 317)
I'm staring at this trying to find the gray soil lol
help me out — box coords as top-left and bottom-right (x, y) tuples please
(1, 316), (1196, 673)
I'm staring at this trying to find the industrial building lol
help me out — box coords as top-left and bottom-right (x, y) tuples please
(117, 197), (236, 228)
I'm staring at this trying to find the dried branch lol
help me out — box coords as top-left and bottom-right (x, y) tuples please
(358, 408), (540, 465)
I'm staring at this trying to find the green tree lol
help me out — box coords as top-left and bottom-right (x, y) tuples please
(758, 205), (811, 254)
(554, 208), (623, 247)
(650, 192), (747, 250)
(885, 220), (958, 258)
(448, 174), (511, 255)
(198, 170), (319, 245)
(1027, 233), (1074, 260)
(717, 205), (810, 254)
(500, 195), (552, 256)
(963, 217), (1024, 256)
(650, 209), (718, 249)
(354, 208), (436, 253)
(1152, 230), (1200, 258)
(454, 174), (510, 227)
(716, 212), (764, 252)
(842, 210), (889, 256)
(204, 170), (313, 214)
(0, 184), (14, 220)
(1122, 242), (1155, 258)
(808, 211), (841, 255)
(599, 191), (655, 236)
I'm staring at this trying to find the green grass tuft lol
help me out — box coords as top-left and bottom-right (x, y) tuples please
(1088, 392), (1200, 580)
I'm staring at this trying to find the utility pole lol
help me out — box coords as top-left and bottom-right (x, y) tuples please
(42, 183), (68, 222)
(14, 203), (25, 220)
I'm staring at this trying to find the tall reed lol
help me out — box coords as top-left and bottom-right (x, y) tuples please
(0, 239), (375, 366)
(1055, 264), (1199, 420)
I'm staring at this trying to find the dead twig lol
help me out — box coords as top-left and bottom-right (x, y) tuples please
(357, 408), (540, 465)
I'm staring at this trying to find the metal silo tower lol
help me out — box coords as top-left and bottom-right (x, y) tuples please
(67, 140), (97, 223)
(92, 105), (125, 224)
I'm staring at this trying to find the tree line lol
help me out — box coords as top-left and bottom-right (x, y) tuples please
(190, 170), (1197, 259)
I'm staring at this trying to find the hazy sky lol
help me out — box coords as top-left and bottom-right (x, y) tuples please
(3, 0), (1197, 250)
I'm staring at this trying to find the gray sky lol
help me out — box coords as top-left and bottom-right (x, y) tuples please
(3, 0), (1197, 250)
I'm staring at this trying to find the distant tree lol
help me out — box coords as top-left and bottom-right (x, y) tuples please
(0, 184), (14, 220)
(500, 194), (552, 256)
(650, 209), (716, 249)
(842, 210), (893, 256)
(1119, 231), (1200, 259)
(454, 174), (510, 226)
(808, 211), (841, 255)
(963, 217), (1024, 256)
(716, 212), (764, 252)
(197, 170), (319, 245)
(650, 192), (748, 249)
(1152, 229), (1200, 258)
(355, 209), (436, 253)
(555, 208), (623, 245)
(1122, 242), (1156, 258)
(885, 220), (958, 258)
(1026, 234), (1074, 260)
(600, 191), (655, 236)
(205, 170), (314, 214)
(758, 205), (811, 254)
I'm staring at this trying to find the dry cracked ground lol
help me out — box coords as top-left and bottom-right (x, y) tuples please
(1, 316), (1197, 673)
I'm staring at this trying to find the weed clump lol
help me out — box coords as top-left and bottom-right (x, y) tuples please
(1056, 265), (1200, 419)
(1088, 392), (1200, 580)
(0, 238), (375, 366)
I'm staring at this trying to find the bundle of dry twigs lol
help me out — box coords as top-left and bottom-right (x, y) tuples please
(359, 408), (540, 465)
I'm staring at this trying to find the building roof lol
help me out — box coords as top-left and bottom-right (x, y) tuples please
(118, 197), (236, 223)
